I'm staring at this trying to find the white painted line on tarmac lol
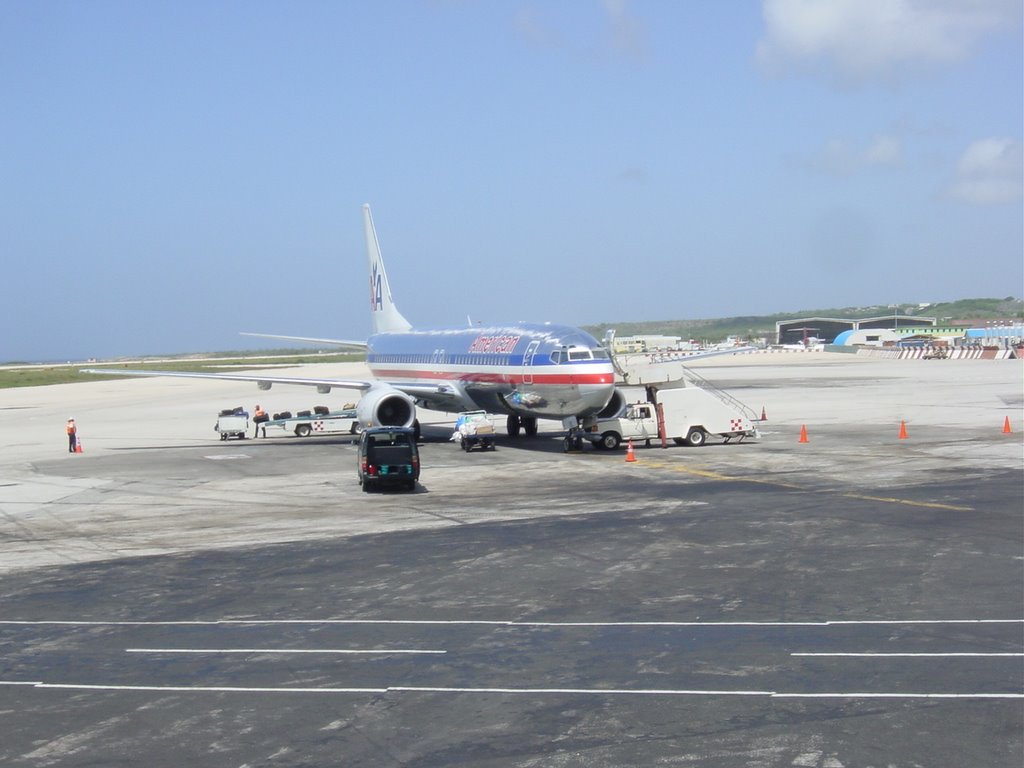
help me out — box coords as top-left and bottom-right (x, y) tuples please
(773, 692), (1024, 699)
(390, 686), (778, 696)
(125, 648), (446, 655)
(793, 652), (1023, 657)
(34, 683), (387, 694)
(2, 618), (1020, 627)
(6, 682), (1021, 699)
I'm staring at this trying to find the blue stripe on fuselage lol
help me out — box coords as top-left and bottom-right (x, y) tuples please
(366, 323), (605, 369)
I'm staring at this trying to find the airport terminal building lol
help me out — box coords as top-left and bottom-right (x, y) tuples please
(778, 316), (1023, 352)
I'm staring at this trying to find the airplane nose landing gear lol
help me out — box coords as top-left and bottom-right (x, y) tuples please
(562, 426), (586, 452)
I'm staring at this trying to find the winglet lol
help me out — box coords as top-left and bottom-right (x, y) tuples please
(363, 204), (412, 334)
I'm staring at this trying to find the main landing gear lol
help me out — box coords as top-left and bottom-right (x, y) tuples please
(506, 414), (538, 438)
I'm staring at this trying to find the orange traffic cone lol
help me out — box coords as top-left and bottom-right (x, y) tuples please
(898, 420), (908, 439)
(625, 439), (637, 462)
(798, 425), (808, 443)
(75, 439), (83, 453)
(1003, 416), (1013, 434)
(760, 406), (767, 421)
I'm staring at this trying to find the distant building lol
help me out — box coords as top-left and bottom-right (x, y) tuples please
(831, 322), (1022, 348)
(964, 324), (1024, 347)
(611, 335), (683, 353)
(776, 315), (937, 345)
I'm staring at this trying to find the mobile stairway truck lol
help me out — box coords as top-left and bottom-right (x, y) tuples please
(586, 384), (760, 450)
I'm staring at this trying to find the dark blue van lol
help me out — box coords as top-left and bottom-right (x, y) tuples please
(357, 427), (420, 492)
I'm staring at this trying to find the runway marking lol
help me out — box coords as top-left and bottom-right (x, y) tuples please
(841, 493), (972, 512)
(639, 462), (805, 490)
(772, 692), (1024, 699)
(2, 619), (1021, 627)
(636, 461), (975, 511)
(793, 652), (1024, 658)
(126, 648), (446, 655)
(203, 454), (251, 461)
(4, 681), (1021, 699)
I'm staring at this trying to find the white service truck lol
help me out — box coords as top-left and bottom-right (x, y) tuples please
(588, 386), (759, 450)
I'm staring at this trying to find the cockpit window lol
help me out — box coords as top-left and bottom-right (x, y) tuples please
(551, 344), (607, 364)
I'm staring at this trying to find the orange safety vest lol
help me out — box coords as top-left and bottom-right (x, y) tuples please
(254, 407), (265, 418)
(66, 421), (76, 435)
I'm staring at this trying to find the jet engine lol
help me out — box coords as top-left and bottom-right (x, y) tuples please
(595, 387), (628, 419)
(356, 383), (416, 429)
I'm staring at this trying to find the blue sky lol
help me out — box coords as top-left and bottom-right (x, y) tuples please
(2, 0), (1021, 362)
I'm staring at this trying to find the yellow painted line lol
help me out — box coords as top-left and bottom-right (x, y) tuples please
(622, 460), (974, 512)
(638, 461), (805, 489)
(842, 493), (973, 512)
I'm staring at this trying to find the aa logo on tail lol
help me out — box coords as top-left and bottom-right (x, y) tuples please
(369, 263), (383, 312)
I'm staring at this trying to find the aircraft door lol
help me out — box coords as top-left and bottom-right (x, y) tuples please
(522, 341), (540, 385)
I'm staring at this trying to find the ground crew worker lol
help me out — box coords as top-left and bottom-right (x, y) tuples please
(253, 404), (267, 438)
(66, 418), (78, 453)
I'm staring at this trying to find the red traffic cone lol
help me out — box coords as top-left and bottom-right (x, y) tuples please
(798, 425), (808, 443)
(1003, 416), (1013, 434)
(898, 420), (908, 440)
(625, 439), (637, 462)
(760, 406), (767, 421)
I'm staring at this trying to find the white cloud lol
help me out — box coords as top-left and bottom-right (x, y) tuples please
(756, 0), (1019, 83)
(809, 134), (903, 174)
(947, 138), (1023, 204)
(513, 1), (648, 60)
(863, 135), (902, 167)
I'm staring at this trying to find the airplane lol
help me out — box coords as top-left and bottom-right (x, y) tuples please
(84, 205), (628, 450)
(85, 205), (755, 448)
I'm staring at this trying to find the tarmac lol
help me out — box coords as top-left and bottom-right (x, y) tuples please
(0, 351), (1021, 767)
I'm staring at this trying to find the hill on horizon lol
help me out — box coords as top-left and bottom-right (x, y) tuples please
(583, 297), (1023, 344)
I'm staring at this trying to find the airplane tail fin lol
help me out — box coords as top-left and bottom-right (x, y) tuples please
(363, 204), (412, 335)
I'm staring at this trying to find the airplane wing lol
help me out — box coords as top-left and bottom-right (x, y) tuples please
(239, 332), (368, 349)
(79, 368), (474, 411)
(80, 368), (373, 394)
(394, 381), (476, 412)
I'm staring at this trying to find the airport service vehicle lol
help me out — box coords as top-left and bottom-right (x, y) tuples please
(589, 386), (759, 450)
(214, 407), (249, 440)
(263, 407), (361, 437)
(452, 410), (496, 452)
(357, 426), (419, 492)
